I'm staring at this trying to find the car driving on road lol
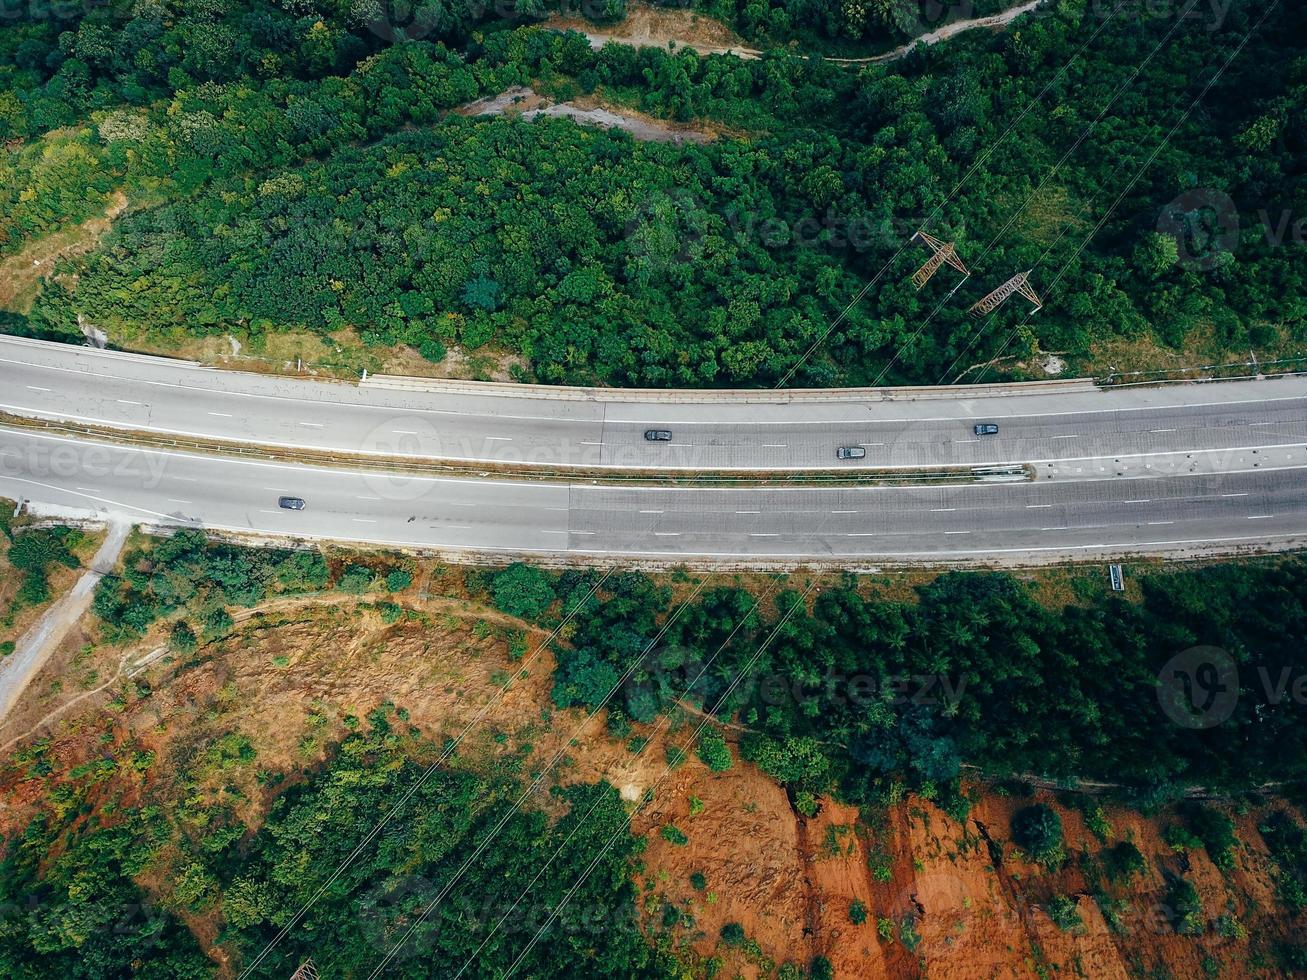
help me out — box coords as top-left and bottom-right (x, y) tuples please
(278, 496), (306, 510)
(973, 424), (1000, 436)
(836, 446), (866, 460)
(644, 430), (673, 441)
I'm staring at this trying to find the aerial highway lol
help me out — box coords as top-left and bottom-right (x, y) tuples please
(1, 335), (1305, 563)
(2, 429), (1304, 562)
(3, 335), (1307, 473)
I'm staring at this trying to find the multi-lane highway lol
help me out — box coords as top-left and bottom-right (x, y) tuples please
(5, 335), (1307, 473)
(3, 430), (1304, 562)
(2, 335), (1305, 563)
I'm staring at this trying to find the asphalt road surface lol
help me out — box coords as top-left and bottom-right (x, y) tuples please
(5, 335), (1307, 473)
(2, 430), (1304, 562)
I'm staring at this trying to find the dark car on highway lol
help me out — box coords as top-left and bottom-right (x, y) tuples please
(278, 496), (307, 510)
(644, 430), (673, 442)
(973, 423), (1000, 436)
(836, 446), (866, 460)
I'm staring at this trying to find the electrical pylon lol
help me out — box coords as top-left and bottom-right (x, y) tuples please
(290, 960), (319, 980)
(968, 271), (1042, 317)
(910, 230), (970, 289)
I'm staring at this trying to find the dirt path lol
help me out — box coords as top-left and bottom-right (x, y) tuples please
(0, 191), (127, 313)
(0, 522), (128, 724)
(459, 84), (714, 143)
(550, 0), (1041, 65)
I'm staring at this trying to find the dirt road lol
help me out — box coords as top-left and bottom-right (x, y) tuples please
(0, 522), (129, 724)
(554, 0), (1042, 65)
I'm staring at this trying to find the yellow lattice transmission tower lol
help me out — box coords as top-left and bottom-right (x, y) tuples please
(909, 230), (970, 289)
(968, 271), (1043, 317)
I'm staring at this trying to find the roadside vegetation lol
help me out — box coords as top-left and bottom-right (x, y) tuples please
(0, 500), (90, 657)
(1, 531), (1306, 974)
(3, 2), (1302, 383)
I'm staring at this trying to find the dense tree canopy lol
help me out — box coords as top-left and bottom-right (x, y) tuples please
(3, 1), (1303, 385)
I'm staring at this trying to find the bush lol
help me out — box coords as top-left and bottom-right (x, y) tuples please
(169, 621), (198, 653)
(660, 824), (688, 846)
(1164, 875), (1203, 934)
(849, 899), (867, 925)
(1103, 840), (1147, 883)
(1047, 895), (1082, 931)
(203, 607), (234, 639)
(1180, 802), (1238, 870)
(491, 564), (555, 620)
(697, 729), (733, 772)
(690, 871), (707, 891)
(336, 565), (374, 594)
(719, 922), (745, 946)
(385, 569), (413, 592)
(1012, 804), (1065, 868)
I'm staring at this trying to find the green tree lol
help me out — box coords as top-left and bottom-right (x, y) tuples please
(492, 564), (555, 620)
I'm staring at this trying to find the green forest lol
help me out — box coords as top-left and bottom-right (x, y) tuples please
(0, 714), (676, 978)
(3, 0), (1303, 384)
(3, 532), (1307, 975)
(499, 557), (1307, 804)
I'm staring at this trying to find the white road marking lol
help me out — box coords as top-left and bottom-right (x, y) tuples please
(944, 530), (971, 535)
(930, 507), (956, 512)
(1222, 492), (1249, 498)
(486, 436), (512, 441)
(735, 510), (761, 515)
(167, 499), (191, 505)
(208, 412), (233, 418)
(1052, 435), (1080, 440)
(299, 422), (324, 428)
(1147, 521), (1174, 526)
(1121, 499), (1152, 504)
(392, 429), (419, 435)
(831, 510), (857, 514)
(352, 519), (377, 524)
(1247, 515), (1273, 520)
(1026, 504), (1052, 509)
(75, 487), (101, 493)
(749, 533), (779, 537)
(1150, 428), (1177, 433)
(761, 444), (787, 448)
(653, 532), (681, 537)
(116, 399), (144, 406)
(26, 386), (51, 392)
(639, 509), (663, 514)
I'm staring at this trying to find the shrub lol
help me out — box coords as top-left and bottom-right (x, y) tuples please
(385, 569), (413, 592)
(1180, 802), (1238, 870)
(169, 621), (198, 653)
(719, 922), (745, 946)
(1012, 804), (1065, 868)
(1164, 875), (1203, 934)
(810, 956), (833, 980)
(491, 563), (555, 620)
(660, 824), (688, 846)
(690, 871), (707, 891)
(203, 607), (234, 639)
(697, 728), (734, 772)
(1047, 894), (1082, 931)
(849, 899), (867, 925)
(1103, 840), (1147, 883)
(336, 565), (374, 593)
